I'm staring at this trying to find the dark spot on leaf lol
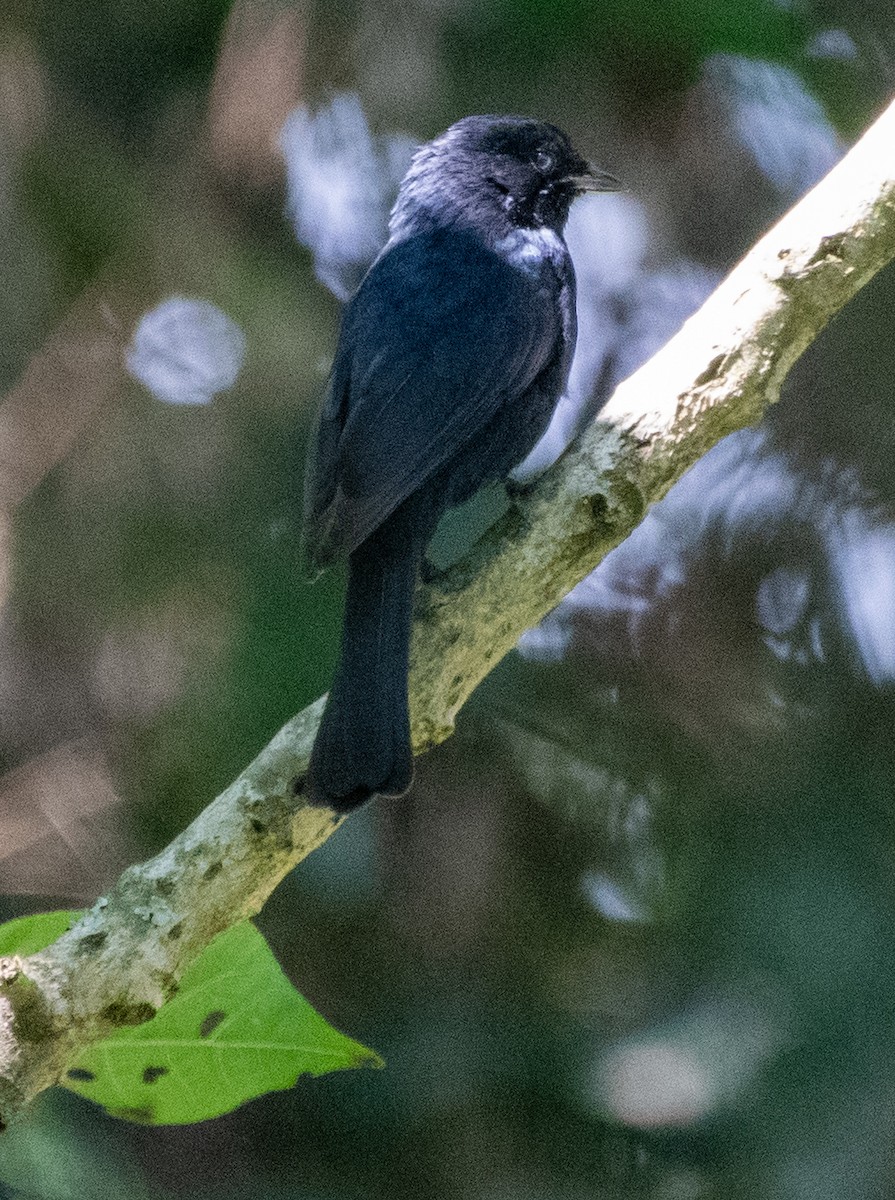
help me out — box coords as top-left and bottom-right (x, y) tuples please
(290, 773), (306, 797)
(167, 922), (183, 940)
(111, 1106), (154, 1125)
(203, 861), (222, 881)
(155, 877), (175, 897)
(450, 674), (463, 688)
(67, 1068), (96, 1082)
(199, 1010), (226, 1038)
(250, 818), (265, 834)
(142, 1065), (168, 1084)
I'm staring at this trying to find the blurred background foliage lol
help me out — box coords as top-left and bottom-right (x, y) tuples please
(0, 0), (894, 1197)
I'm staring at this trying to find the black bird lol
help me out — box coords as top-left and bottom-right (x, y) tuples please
(303, 115), (620, 811)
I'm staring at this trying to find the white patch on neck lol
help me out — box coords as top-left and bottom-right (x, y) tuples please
(495, 226), (566, 276)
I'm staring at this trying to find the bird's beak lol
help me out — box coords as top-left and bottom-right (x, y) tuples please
(567, 164), (623, 193)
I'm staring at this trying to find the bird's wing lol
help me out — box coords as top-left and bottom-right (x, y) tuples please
(303, 226), (566, 568)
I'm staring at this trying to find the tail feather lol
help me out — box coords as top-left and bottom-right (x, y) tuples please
(308, 532), (422, 811)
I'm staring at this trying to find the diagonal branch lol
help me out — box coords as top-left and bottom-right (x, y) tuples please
(1, 95), (894, 1123)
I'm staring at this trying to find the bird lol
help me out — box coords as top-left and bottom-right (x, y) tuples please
(302, 114), (621, 812)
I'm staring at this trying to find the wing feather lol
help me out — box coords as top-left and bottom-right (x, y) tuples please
(303, 226), (565, 568)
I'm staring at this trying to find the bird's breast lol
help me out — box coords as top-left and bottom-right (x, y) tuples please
(494, 226), (567, 279)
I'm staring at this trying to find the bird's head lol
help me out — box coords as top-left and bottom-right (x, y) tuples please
(389, 115), (620, 241)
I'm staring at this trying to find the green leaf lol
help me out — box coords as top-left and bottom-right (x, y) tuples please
(63, 920), (382, 1124)
(0, 911), (80, 958)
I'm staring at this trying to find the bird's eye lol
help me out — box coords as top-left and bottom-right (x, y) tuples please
(534, 149), (555, 173)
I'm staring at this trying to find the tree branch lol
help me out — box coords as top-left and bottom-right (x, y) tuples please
(1, 95), (895, 1123)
